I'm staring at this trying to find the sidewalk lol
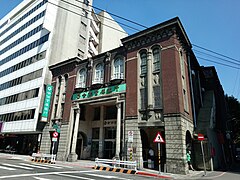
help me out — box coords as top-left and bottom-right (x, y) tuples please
(0, 153), (227, 179)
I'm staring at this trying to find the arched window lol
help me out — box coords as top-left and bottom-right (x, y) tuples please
(140, 52), (147, 75)
(113, 57), (124, 79)
(78, 68), (86, 88)
(93, 63), (104, 84)
(153, 48), (160, 71)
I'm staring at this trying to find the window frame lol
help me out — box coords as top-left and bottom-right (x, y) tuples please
(77, 68), (87, 88)
(112, 56), (124, 80)
(93, 63), (104, 84)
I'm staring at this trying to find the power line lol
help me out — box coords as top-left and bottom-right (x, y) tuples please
(75, 0), (148, 29)
(47, 0), (128, 34)
(196, 56), (240, 70)
(193, 49), (240, 66)
(60, 0), (141, 32)
(193, 44), (240, 64)
(52, 0), (240, 71)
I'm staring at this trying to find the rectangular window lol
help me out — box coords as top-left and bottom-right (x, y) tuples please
(153, 85), (162, 108)
(79, 105), (85, 121)
(93, 107), (100, 121)
(183, 89), (189, 112)
(92, 128), (100, 139)
(105, 105), (117, 120)
(140, 88), (147, 110)
(81, 22), (87, 31)
(104, 127), (116, 139)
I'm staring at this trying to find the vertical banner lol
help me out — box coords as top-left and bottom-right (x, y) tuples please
(41, 84), (53, 122)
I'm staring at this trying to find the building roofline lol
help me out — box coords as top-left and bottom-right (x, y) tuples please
(121, 17), (191, 48)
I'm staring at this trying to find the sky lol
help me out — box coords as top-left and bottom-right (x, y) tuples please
(1, 0), (240, 101)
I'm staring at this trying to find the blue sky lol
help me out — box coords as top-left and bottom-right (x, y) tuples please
(1, 0), (240, 100)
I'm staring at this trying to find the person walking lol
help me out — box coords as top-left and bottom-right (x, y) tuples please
(187, 150), (194, 171)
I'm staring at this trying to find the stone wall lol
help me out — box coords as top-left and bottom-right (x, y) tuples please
(165, 115), (194, 174)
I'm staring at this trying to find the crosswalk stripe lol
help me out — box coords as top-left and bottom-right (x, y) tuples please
(85, 173), (132, 180)
(0, 165), (16, 170)
(57, 173), (94, 180)
(19, 163), (49, 169)
(2, 163), (33, 170)
(33, 163), (62, 169)
(49, 164), (72, 168)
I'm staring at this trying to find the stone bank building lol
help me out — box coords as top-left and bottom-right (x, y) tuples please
(40, 17), (226, 174)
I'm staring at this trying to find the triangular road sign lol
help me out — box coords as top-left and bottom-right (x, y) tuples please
(153, 132), (165, 143)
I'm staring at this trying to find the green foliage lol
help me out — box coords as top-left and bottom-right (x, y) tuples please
(225, 95), (240, 144)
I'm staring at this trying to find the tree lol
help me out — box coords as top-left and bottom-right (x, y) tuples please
(225, 95), (240, 144)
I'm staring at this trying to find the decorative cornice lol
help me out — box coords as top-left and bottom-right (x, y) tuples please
(124, 27), (175, 51)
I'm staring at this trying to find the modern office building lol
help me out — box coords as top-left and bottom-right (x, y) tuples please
(0, 0), (127, 153)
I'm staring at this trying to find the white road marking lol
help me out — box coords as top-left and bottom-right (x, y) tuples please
(0, 170), (95, 179)
(85, 173), (132, 180)
(32, 163), (63, 169)
(57, 173), (95, 180)
(0, 165), (16, 171)
(50, 164), (72, 168)
(19, 163), (49, 169)
(33, 177), (52, 180)
(2, 163), (33, 170)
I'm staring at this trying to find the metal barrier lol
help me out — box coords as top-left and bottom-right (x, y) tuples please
(31, 153), (56, 163)
(95, 158), (137, 170)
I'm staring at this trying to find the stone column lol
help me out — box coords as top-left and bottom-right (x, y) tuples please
(56, 78), (64, 118)
(115, 103), (121, 158)
(147, 50), (153, 107)
(68, 107), (80, 162)
(98, 105), (104, 158)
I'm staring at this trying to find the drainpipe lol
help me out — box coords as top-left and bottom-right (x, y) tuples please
(187, 52), (197, 128)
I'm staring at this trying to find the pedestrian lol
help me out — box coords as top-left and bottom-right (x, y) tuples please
(148, 147), (154, 169)
(187, 150), (194, 171)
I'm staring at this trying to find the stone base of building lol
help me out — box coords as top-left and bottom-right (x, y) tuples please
(166, 158), (188, 174)
(67, 153), (78, 162)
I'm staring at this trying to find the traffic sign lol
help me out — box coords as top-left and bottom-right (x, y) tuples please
(153, 132), (165, 143)
(52, 131), (58, 138)
(198, 133), (204, 141)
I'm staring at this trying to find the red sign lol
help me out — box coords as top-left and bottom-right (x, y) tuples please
(52, 131), (58, 138)
(198, 133), (204, 141)
(153, 132), (165, 143)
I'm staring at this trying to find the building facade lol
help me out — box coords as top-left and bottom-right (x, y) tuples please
(46, 47), (126, 161)
(45, 17), (201, 174)
(46, 17), (229, 174)
(0, 0), (127, 154)
(122, 18), (195, 174)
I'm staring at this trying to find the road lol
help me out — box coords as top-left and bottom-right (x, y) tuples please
(0, 156), (156, 180)
(209, 162), (240, 180)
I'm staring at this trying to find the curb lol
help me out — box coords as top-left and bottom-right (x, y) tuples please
(137, 171), (172, 179)
(93, 166), (137, 174)
(31, 159), (55, 164)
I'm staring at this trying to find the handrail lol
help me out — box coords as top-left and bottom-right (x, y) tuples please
(95, 158), (137, 170)
(31, 153), (56, 163)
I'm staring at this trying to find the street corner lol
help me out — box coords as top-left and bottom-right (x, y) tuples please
(137, 171), (173, 179)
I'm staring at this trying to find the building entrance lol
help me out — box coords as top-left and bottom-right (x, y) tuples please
(140, 128), (166, 171)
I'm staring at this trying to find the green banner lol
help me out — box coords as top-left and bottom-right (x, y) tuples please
(41, 84), (53, 122)
(72, 84), (126, 100)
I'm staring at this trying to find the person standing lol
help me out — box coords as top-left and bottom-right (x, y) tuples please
(148, 147), (155, 169)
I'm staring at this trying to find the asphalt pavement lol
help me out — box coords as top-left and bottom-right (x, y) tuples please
(1, 153), (239, 179)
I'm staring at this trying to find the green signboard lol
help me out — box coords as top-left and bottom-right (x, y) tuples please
(72, 84), (126, 100)
(41, 84), (53, 122)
